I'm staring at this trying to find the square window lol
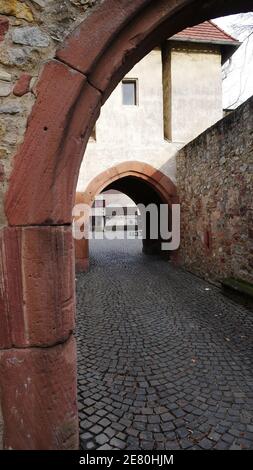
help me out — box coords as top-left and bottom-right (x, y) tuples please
(122, 79), (137, 105)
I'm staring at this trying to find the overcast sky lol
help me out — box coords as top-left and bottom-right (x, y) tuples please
(213, 13), (253, 109)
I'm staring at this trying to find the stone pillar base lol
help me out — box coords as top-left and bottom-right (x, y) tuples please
(75, 238), (89, 273)
(0, 225), (78, 450)
(76, 257), (90, 273)
(0, 337), (78, 450)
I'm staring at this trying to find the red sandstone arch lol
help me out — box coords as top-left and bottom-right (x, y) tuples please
(81, 161), (177, 206)
(1, 0), (252, 450)
(74, 162), (177, 271)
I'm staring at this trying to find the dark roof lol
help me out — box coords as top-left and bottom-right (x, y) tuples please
(169, 20), (241, 63)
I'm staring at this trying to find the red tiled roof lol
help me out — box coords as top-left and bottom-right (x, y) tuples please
(171, 20), (239, 45)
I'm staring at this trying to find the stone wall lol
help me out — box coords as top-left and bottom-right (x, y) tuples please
(0, 0), (102, 228)
(177, 96), (253, 284)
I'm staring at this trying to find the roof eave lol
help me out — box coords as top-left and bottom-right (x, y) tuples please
(167, 37), (241, 64)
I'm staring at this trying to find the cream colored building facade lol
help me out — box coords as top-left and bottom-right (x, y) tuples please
(77, 22), (239, 193)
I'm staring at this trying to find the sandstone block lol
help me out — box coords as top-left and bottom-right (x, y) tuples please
(5, 60), (101, 225)
(0, 16), (9, 41)
(0, 82), (12, 97)
(0, 162), (4, 182)
(75, 238), (89, 273)
(0, 337), (79, 450)
(13, 73), (32, 96)
(0, 225), (75, 348)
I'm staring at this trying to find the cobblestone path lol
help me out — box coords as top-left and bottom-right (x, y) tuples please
(76, 239), (253, 450)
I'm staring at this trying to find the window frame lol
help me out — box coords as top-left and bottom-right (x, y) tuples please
(122, 78), (138, 106)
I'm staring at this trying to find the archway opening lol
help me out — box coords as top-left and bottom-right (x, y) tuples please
(88, 189), (143, 269)
(104, 176), (168, 256)
(74, 163), (177, 273)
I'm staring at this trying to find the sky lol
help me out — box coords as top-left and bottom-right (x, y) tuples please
(213, 13), (253, 109)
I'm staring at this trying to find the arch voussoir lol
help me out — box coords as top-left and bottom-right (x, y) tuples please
(5, 60), (102, 227)
(56, 0), (154, 75)
(82, 161), (177, 206)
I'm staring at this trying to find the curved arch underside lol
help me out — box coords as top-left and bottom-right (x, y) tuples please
(104, 177), (167, 207)
(79, 162), (177, 207)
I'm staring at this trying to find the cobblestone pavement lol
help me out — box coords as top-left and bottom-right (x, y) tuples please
(76, 239), (253, 451)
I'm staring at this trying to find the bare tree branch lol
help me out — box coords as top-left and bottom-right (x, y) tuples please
(221, 13), (253, 109)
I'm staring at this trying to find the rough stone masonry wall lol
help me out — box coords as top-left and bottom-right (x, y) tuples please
(177, 96), (253, 284)
(0, 0), (102, 229)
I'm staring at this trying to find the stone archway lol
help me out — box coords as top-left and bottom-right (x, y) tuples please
(74, 161), (177, 271)
(0, 0), (252, 450)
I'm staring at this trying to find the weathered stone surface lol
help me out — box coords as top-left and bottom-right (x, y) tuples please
(0, 16), (9, 41)
(0, 147), (9, 160)
(56, 0), (152, 75)
(0, 162), (4, 182)
(0, 225), (75, 348)
(13, 73), (32, 96)
(70, 0), (97, 8)
(5, 46), (38, 68)
(31, 0), (49, 7)
(5, 59), (101, 225)
(0, 70), (11, 81)
(0, 103), (22, 114)
(0, 109), (33, 147)
(177, 95), (253, 284)
(0, 336), (79, 450)
(0, 121), (5, 136)
(12, 27), (50, 48)
(0, 82), (11, 97)
(0, 0), (34, 22)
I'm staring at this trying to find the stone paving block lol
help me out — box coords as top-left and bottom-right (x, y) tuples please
(104, 428), (117, 439)
(110, 437), (126, 449)
(97, 418), (110, 428)
(97, 444), (114, 450)
(141, 440), (155, 450)
(95, 434), (109, 446)
(90, 425), (103, 435)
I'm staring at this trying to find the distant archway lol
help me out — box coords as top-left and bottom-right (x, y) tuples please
(75, 162), (177, 271)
